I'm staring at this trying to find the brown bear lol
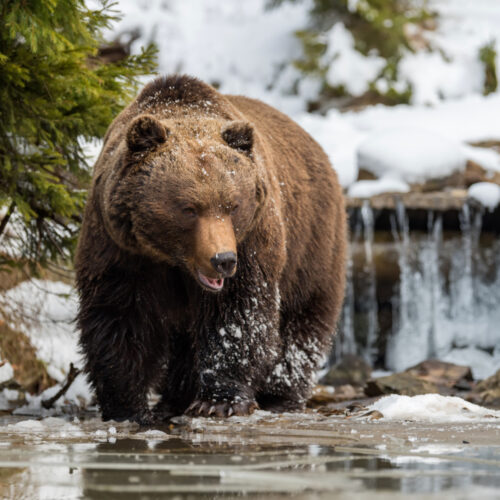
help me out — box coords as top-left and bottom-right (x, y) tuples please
(76, 75), (347, 424)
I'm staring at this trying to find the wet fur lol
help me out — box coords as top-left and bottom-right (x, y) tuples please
(76, 75), (347, 423)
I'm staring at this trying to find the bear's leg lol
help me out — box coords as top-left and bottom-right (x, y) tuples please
(78, 276), (166, 425)
(186, 281), (281, 418)
(152, 331), (197, 420)
(81, 318), (164, 424)
(259, 299), (335, 412)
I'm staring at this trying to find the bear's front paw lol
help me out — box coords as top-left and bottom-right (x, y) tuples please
(185, 398), (259, 418)
(102, 407), (154, 426)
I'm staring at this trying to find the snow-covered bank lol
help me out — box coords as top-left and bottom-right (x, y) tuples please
(0, 280), (80, 383)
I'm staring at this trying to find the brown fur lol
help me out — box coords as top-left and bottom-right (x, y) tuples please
(76, 75), (347, 423)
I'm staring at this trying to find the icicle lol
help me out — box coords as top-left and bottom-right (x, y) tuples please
(340, 247), (356, 359)
(360, 200), (378, 364)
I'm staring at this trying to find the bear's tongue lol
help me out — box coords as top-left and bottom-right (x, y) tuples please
(198, 272), (224, 291)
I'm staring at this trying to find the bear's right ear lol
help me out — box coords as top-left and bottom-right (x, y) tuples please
(126, 114), (169, 153)
(222, 121), (254, 154)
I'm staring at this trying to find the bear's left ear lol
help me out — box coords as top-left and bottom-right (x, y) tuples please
(222, 121), (254, 154)
(126, 114), (169, 153)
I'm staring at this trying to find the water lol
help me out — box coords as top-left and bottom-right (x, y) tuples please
(1, 412), (500, 499)
(340, 201), (500, 378)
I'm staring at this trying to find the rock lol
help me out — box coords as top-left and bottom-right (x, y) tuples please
(308, 384), (364, 406)
(309, 384), (337, 404)
(405, 359), (473, 390)
(357, 168), (378, 181)
(347, 189), (468, 211)
(365, 373), (438, 397)
(364, 409), (384, 420)
(475, 369), (500, 407)
(320, 354), (372, 387)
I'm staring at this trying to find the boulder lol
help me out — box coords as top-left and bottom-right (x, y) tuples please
(320, 354), (372, 387)
(309, 384), (364, 406)
(365, 372), (438, 397)
(405, 359), (473, 390)
(475, 369), (500, 407)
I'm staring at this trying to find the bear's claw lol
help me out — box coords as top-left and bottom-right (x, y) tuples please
(186, 399), (258, 418)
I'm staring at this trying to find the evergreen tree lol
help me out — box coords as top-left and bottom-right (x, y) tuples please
(0, 0), (156, 269)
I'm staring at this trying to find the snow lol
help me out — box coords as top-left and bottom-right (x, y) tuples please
(468, 182), (500, 211)
(296, 111), (363, 186)
(296, 95), (500, 188)
(398, 49), (484, 106)
(323, 23), (386, 96)
(15, 373), (93, 415)
(348, 177), (410, 199)
(370, 394), (500, 422)
(357, 128), (466, 184)
(0, 360), (14, 385)
(103, 0), (311, 115)
(0, 279), (81, 382)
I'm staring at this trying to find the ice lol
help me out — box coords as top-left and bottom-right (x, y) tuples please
(468, 182), (500, 211)
(442, 346), (500, 381)
(8, 419), (45, 432)
(369, 394), (500, 422)
(142, 429), (168, 437)
(379, 198), (500, 378)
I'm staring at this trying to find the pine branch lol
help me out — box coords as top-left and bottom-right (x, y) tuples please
(0, 201), (15, 239)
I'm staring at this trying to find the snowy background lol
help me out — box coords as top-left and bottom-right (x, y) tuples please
(2, 0), (500, 411)
(105, 0), (500, 192)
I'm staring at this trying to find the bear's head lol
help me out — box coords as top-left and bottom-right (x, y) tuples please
(103, 113), (268, 292)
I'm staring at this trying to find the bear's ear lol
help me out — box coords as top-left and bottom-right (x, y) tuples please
(221, 121), (254, 154)
(126, 114), (169, 153)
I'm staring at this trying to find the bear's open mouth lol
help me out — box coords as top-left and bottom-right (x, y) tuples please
(197, 271), (224, 292)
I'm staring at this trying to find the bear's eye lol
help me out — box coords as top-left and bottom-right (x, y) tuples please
(231, 204), (240, 215)
(182, 206), (197, 218)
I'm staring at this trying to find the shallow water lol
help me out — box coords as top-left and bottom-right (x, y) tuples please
(1, 409), (500, 499)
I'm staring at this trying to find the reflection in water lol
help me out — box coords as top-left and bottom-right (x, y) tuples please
(2, 428), (500, 500)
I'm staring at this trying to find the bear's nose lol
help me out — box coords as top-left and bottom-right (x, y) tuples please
(210, 252), (237, 277)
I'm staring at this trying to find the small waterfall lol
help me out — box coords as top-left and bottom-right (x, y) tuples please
(335, 203), (378, 363)
(339, 199), (500, 379)
(386, 203), (444, 372)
